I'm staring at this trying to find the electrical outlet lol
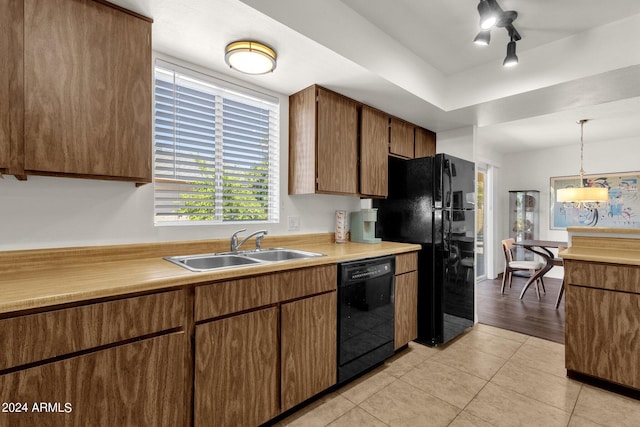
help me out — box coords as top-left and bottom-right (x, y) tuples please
(287, 215), (300, 231)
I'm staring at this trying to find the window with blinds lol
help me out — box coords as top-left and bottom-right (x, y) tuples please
(153, 60), (279, 224)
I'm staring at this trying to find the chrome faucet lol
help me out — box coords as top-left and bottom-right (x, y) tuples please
(230, 229), (268, 252)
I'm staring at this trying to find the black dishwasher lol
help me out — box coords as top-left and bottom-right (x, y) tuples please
(337, 255), (395, 385)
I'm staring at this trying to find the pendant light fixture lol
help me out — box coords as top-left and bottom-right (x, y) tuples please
(556, 120), (609, 209)
(473, 0), (522, 67)
(224, 41), (277, 75)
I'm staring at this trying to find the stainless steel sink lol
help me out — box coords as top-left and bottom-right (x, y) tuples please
(165, 254), (262, 272)
(165, 248), (325, 272)
(243, 248), (325, 262)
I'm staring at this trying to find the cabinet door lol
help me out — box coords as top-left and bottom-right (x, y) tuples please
(0, 0), (21, 173)
(566, 285), (640, 390)
(395, 271), (418, 350)
(360, 106), (389, 197)
(0, 333), (185, 427)
(23, 0), (151, 181)
(281, 291), (337, 411)
(316, 88), (358, 194)
(389, 118), (414, 159)
(414, 127), (436, 158)
(195, 307), (279, 427)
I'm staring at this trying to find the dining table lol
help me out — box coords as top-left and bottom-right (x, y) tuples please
(513, 239), (568, 300)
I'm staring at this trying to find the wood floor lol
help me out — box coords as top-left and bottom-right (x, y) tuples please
(476, 275), (565, 344)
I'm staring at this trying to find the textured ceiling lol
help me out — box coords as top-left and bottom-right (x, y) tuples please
(110, 0), (640, 153)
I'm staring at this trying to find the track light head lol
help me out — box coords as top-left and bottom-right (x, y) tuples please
(503, 40), (518, 67)
(478, 0), (498, 29)
(473, 30), (491, 46)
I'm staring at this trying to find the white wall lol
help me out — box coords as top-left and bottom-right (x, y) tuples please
(436, 126), (473, 162)
(498, 136), (640, 278)
(0, 85), (361, 251)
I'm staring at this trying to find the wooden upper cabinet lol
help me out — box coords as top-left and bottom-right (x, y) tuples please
(0, 0), (10, 171)
(289, 85), (358, 195)
(289, 84), (436, 196)
(389, 118), (415, 159)
(415, 127), (436, 158)
(316, 87), (359, 194)
(0, 0), (22, 175)
(22, 0), (152, 183)
(360, 106), (389, 198)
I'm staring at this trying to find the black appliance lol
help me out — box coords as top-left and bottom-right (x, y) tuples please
(337, 255), (395, 385)
(374, 153), (475, 345)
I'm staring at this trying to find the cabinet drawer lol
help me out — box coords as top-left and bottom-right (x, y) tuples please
(565, 260), (640, 294)
(0, 290), (184, 370)
(0, 332), (185, 427)
(195, 265), (337, 321)
(395, 252), (418, 275)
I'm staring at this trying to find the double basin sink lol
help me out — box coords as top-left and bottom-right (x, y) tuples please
(165, 248), (326, 272)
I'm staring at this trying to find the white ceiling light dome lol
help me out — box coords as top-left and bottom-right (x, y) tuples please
(225, 41), (277, 75)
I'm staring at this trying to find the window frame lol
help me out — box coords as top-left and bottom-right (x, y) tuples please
(152, 59), (280, 226)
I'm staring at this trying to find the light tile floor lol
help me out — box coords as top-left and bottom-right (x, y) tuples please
(276, 324), (640, 427)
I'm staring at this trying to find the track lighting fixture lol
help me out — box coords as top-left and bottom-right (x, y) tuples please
(473, 30), (491, 46)
(473, 0), (522, 67)
(477, 0), (497, 30)
(503, 40), (518, 67)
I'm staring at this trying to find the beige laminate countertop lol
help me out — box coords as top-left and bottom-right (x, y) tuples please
(0, 237), (421, 315)
(560, 227), (640, 266)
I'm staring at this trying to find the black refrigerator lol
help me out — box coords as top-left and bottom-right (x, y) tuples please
(373, 153), (475, 345)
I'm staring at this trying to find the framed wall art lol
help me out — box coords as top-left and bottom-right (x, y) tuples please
(550, 171), (640, 230)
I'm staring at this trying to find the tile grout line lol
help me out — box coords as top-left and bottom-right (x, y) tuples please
(445, 337), (528, 426)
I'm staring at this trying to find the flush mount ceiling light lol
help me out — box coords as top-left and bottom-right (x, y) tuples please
(556, 120), (609, 209)
(473, 0), (522, 67)
(224, 41), (277, 75)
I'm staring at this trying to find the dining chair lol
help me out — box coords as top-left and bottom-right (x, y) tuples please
(501, 238), (545, 297)
(554, 246), (567, 309)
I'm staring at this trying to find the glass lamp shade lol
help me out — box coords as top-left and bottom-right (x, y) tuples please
(225, 41), (277, 75)
(557, 187), (609, 204)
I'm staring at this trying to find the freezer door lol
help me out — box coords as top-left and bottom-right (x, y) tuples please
(437, 154), (476, 211)
(374, 157), (435, 244)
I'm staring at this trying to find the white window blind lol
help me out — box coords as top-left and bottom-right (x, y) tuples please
(153, 60), (279, 224)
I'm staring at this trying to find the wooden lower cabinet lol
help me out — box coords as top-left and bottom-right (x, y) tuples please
(281, 292), (337, 411)
(194, 307), (279, 427)
(0, 332), (185, 427)
(394, 252), (418, 350)
(394, 271), (418, 350)
(566, 283), (640, 390)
